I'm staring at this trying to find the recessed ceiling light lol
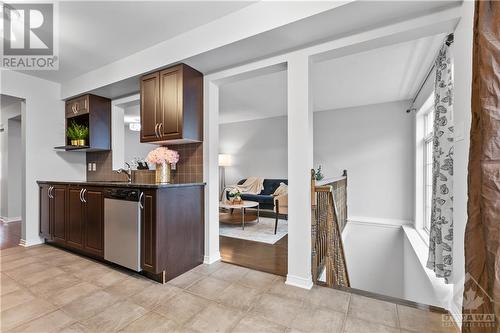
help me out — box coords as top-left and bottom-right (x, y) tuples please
(129, 122), (141, 131)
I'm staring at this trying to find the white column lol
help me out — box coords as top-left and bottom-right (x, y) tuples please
(203, 79), (221, 264)
(286, 52), (313, 289)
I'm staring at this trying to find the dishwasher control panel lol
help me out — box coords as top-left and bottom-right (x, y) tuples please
(104, 189), (140, 201)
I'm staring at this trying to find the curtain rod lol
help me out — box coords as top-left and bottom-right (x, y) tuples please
(406, 33), (454, 113)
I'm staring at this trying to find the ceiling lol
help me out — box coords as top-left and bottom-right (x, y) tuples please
(219, 34), (445, 123)
(20, 1), (253, 83)
(86, 0), (458, 99)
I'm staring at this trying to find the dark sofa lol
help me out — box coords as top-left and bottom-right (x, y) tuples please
(230, 179), (288, 210)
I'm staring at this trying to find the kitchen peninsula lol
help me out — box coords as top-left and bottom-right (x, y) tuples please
(37, 181), (204, 283)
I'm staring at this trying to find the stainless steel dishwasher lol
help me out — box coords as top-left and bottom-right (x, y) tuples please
(104, 188), (142, 272)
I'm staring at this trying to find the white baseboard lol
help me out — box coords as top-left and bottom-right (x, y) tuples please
(0, 216), (21, 223)
(348, 216), (413, 228)
(286, 274), (313, 290)
(203, 252), (221, 264)
(19, 238), (44, 247)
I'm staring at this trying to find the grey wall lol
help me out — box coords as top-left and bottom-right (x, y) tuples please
(314, 101), (414, 222)
(219, 100), (414, 223)
(7, 117), (22, 218)
(219, 116), (288, 185)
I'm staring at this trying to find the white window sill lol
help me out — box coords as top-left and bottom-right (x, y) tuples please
(402, 226), (453, 309)
(415, 227), (430, 248)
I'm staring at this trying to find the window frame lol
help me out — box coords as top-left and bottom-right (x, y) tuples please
(415, 93), (435, 240)
(422, 108), (434, 233)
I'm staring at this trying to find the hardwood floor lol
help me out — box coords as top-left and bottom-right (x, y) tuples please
(219, 235), (287, 276)
(0, 220), (21, 249)
(219, 210), (287, 276)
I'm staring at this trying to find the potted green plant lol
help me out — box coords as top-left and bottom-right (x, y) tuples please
(67, 122), (89, 146)
(314, 165), (324, 181)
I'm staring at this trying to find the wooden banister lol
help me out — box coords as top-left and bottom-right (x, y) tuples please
(311, 169), (350, 287)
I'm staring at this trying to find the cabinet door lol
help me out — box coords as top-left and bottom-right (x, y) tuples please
(52, 186), (67, 244)
(159, 66), (182, 140)
(65, 95), (89, 118)
(140, 190), (157, 273)
(67, 187), (84, 250)
(83, 188), (104, 257)
(140, 72), (160, 142)
(39, 185), (51, 239)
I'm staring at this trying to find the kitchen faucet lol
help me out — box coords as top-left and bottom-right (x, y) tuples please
(116, 162), (132, 183)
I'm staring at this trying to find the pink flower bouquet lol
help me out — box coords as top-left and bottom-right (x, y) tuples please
(145, 146), (179, 165)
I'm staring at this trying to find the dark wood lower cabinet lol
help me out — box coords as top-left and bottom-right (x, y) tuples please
(39, 185), (51, 239)
(67, 187), (84, 250)
(38, 182), (204, 283)
(52, 186), (67, 245)
(140, 186), (204, 279)
(140, 190), (157, 273)
(83, 188), (104, 257)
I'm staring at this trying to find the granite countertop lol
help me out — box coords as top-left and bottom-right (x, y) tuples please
(36, 180), (205, 189)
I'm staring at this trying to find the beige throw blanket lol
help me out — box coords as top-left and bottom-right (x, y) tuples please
(223, 177), (264, 203)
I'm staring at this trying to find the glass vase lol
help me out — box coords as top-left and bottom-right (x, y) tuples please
(155, 162), (171, 184)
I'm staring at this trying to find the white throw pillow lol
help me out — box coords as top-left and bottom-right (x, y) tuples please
(273, 182), (288, 196)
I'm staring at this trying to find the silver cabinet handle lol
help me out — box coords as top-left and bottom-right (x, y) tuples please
(158, 123), (163, 138)
(82, 189), (87, 203)
(139, 192), (144, 209)
(48, 186), (53, 198)
(79, 188), (83, 202)
(154, 123), (159, 138)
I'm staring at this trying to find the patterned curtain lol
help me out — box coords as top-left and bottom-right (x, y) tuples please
(426, 42), (454, 283)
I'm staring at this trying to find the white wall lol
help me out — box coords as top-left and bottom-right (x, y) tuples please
(449, 0), (474, 320)
(0, 101), (22, 219)
(342, 222), (404, 298)
(123, 126), (156, 167)
(314, 101), (414, 223)
(7, 117), (22, 218)
(219, 116), (287, 185)
(1, 70), (86, 245)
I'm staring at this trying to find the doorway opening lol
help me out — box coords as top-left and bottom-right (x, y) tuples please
(217, 67), (288, 276)
(0, 94), (24, 249)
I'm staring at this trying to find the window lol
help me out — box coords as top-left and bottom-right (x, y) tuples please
(423, 106), (434, 232)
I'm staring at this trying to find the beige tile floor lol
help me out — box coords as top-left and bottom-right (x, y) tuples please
(0, 244), (458, 333)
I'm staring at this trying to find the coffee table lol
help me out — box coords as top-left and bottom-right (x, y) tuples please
(219, 200), (260, 230)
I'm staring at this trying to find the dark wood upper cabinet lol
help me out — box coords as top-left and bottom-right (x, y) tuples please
(140, 64), (203, 144)
(56, 94), (111, 152)
(140, 72), (160, 142)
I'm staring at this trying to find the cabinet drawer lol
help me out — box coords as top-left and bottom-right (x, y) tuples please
(66, 96), (89, 118)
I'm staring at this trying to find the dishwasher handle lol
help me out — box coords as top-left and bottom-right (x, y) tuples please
(139, 192), (144, 209)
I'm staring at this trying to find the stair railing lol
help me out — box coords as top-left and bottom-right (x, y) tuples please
(311, 170), (350, 287)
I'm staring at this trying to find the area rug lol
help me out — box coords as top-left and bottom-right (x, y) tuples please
(219, 217), (288, 244)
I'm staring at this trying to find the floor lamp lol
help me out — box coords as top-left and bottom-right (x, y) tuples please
(219, 154), (232, 201)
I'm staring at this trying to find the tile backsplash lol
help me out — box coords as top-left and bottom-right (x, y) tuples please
(86, 142), (203, 184)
